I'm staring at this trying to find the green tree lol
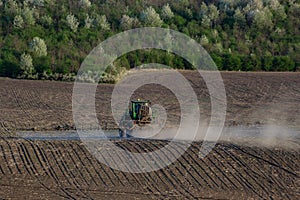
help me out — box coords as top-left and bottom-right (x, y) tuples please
(0, 51), (20, 77)
(22, 6), (36, 26)
(26, 0), (45, 7)
(4, 0), (20, 18)
(234, 8), (246, 28)
(261, 56), (273, 71)
(272, 56), (295, 71)
(223, 54), (241, 71)
(33, 55), (51, 73)
(40, 15), (53, 27)
(269, 0), (287, 23)
(208, 4), (219, 27)
(199, 2), (208, 18)
(253, 7), (273, 31)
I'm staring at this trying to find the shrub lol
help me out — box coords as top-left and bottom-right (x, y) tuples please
(211, 53), (222, 70)
(222, 54), (241, 71)
(261, 56), (273, 71)
(0, 51), (20, 77)
(272, 56), (295, 71)
(33, 56), (51, 73)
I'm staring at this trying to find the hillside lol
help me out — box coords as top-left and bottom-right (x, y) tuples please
(0, 0), (299, 81)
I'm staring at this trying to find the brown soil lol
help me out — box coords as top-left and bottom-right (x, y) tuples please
(1, 71), (300, 132)
(0, 72), (299, 199)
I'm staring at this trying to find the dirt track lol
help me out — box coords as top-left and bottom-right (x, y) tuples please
(0, 72), (299, 199)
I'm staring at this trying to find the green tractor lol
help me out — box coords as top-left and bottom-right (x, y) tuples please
(118, 99), (153, 138)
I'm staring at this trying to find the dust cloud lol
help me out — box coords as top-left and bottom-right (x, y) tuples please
(135, 124), (300, 150)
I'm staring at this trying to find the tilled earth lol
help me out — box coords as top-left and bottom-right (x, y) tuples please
(1, 71), (300, 132)
(0, 138), (299, 199)
(0, 72), (299, 199)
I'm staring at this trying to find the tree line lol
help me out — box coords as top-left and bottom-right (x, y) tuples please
(0, 0), (299, 82)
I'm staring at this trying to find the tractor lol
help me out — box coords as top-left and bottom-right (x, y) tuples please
(118, 99), (153, 138)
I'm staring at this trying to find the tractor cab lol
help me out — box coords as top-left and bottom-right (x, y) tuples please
(129, 99), (152, 124)
(119, 99), (153, 137)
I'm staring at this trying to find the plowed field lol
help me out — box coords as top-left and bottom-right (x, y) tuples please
(0, 72), (299, 199)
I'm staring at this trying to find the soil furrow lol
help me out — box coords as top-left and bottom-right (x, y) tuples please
(35, 141), (76, 199)
(67, 143), (100, 187)
(48, 141), (91, 199)
(142, 141), (195, 199)
(117, 141), (163, 195)
(75, 143), (112, 187)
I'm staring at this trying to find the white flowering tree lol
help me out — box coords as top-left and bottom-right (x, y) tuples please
(66, 13), (79, 32)
(84, 14), (93, 29)
(79, 0), (91, 9)
(200, 35), (209, 46)
(30, 37), (47, 57)
(20, 53), (34, 75)
(161, 4), (174, 20)
(13, 15), (24, 28)
(132, 17), (140, 28)
(94, 15), (110, 30)
(120, 15), (134, 30)
(140, 6), (163, 27)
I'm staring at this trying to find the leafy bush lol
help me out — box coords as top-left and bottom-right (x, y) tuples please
(33, 56), (51, 73)
(222, 54), (241, 71)
(0, 51), (20, 77)
(272, 56), (295, 71)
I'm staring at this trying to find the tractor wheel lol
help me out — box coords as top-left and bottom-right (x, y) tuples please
(126, 129), (133, 138)
(119, 128), (124, 138)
